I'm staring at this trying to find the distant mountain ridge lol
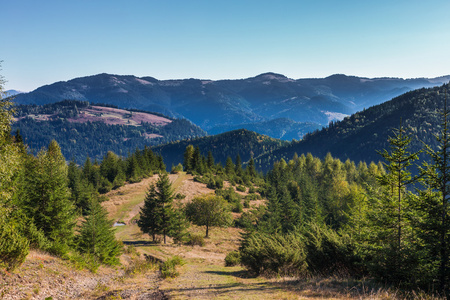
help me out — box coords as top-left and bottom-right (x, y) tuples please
(254, 83), (450, 172)
(13, 73), (450, 137)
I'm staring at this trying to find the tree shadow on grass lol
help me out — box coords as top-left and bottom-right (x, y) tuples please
(122, 240), (156, 247)
(204, 269), (254, 278)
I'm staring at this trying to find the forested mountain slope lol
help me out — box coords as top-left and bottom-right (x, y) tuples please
(208, 118), (322, 141)
(255, 83), (450, 171)
(12, 100), (206, 163)
(152, 129), (288, 169)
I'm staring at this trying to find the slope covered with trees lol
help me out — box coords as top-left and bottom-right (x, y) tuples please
(152, 129), (288, 169)
(255, 83), (450, 171)
(12, 100), (206, 163)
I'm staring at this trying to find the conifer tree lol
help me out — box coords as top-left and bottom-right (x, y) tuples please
(77, 198), (122, 265)
(183, 145), (194, 173)
(138, 173), (178, 244)
(370, 121), (419, 282)
(0, 69), (30, 270)
(418, 87), (450, 293)
(20, 140), (76, 254)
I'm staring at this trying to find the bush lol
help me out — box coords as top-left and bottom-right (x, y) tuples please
(248, 186), (257, 194)
(185, 234), (205, 247)
(160, 255), (185, 279)
(236, 185), (246, 192)
(175, 193), (186, 200)
(171, 163), (183, 174)
(244, 193), (260, 200)
(303, 223), (362, 277)
(225, 251), (241, 266)
(232, 201), (243, 213)
(243, 199), (250, 208)
(239, 231), (307, 276)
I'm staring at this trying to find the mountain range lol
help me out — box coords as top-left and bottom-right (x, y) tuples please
(12, 73), (450, 139)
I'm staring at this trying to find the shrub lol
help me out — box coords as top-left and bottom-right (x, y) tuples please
(243, 199), (250, 208)
(302, 223), (362, 277)
(171, 163), (183, 174)
(225, 251), (241, 266)
(248, 186), (257, 194)
(236, 185), (246, 192)
(186, 234), (205, 247)
(239, 231), (307, 276)
(160, 255), (185, 279)
(175, 193), (186, 200)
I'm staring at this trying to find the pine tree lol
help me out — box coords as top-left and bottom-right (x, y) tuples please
(183, 145), (195, 173)
(20, 140), (76, 255)
(371, 121), (419, 282)
(0, 70), (30, 270)
(138, 173), (178, 244)
(77, 198), (122, 265)
(418, 87), (450, 293)
(137, 184), (161, 242)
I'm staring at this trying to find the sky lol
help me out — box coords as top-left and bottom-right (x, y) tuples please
(2, 0), (450, 92)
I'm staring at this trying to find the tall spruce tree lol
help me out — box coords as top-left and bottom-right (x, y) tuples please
(20, 140), (76, 255)
(372, 120), (419, 282)
(418, 87), (450, 293)
(77, 198), (122, 265)
(138, 173), (179, 244)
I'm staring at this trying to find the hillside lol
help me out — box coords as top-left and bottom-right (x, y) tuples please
(12, 100), (206, 163)
(12, 73), (450, 136)
(1, 173), (389, 299)
(152, 129), (288, 169)
(208, 118), (322, 141)
(255, 83), (450, 171)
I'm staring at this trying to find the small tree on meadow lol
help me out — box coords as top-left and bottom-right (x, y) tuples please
(138, 173), (181, 244)
(185, 194), (232, 238)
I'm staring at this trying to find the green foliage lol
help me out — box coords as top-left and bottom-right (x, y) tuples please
(236, 185), (246, 192)
(239, 231), (307, 276)
(185, 194), (232, 238)
(224, 251), (241, 267)
(303, 223), (361, 277)
(160, 256), (185, 279)
(0, 207), (29, 271)
(138, 173), (184, 244)
(185, 234), (205, 247)
(19, 140), (76, 255)
(77, 198), (122, 266)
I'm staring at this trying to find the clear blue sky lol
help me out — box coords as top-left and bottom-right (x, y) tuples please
(2, 0), (450, 91)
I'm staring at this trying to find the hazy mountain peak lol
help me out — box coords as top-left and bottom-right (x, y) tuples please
(252, 72), (292, 82)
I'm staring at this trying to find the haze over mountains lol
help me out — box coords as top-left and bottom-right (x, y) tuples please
(13, 73), (450, 139)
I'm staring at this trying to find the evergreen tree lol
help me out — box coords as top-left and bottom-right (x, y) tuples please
(0, 70), (30, 270)
(370, 121), (419, 282)
(77, 198), (122, 265)
(225, 156), (235, 177)
(20, 140), (76, 255)
(418, 88), (450, 293)
(247, 156), (257, 179)
(207, 151), (215, 170)
(183, 145), (194, 173)
(138, 173), (178, 244)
